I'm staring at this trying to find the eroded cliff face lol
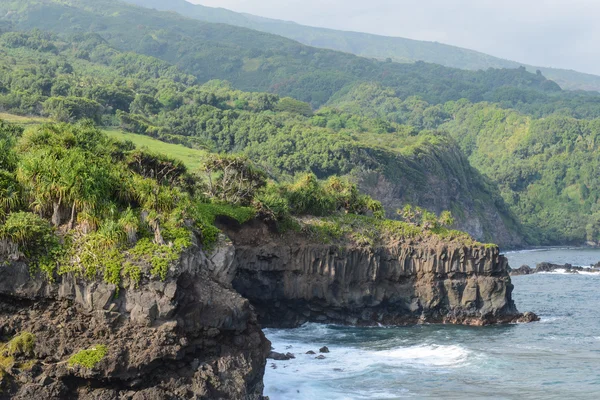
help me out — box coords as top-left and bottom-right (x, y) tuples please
(355, 143), (526, 248)
(0, 220), (536, 398)
(0, 246), (270, 400)
(219, 221), (536, 328)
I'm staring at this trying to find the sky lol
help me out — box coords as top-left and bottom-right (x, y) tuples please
(188, 0), (599, 75)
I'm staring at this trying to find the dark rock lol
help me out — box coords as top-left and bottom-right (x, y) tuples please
(319, 346), (330, 353)
(223, 221), (536, 328)
(510, 265), (533, 276)
(315, 355), (326, 360)
(0, 246), (271, 400)
(305, 351), (316, 355)
(267, 351), (295, 361)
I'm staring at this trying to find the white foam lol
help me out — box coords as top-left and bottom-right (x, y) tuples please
(264, 338), (473, 399)
(379, 344), (470, 367)
(537, 269), (600, 276)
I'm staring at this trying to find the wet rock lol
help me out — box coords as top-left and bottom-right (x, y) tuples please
(305, 350), (316, 355)
(268, 351), (295, 361)
(510, 265), (533, 276)
(319, 346), (330, 353)
(315, 355), (326, 360)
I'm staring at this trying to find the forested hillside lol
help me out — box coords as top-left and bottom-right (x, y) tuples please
(2, 0), (600, 246)
(328, 83), (600, 244)
(0, 29), (523, 246)
(123, 0), (600, 92)
(2, 0), (599, 116)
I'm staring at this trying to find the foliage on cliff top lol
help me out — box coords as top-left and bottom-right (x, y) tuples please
(0, 120), (259, 286)
(299, 211), (484, 248)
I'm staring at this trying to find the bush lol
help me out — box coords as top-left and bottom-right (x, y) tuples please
(0, 212), (57, 255)
(202, 154), (267, 206)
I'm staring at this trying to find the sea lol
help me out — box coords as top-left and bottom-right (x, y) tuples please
(263, 247), (600, 399)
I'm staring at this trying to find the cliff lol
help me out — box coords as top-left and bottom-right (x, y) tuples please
(0, 243), (270, 400)
(356, 141), (525, 248)
(219, 220), (537, 328)
(0, 219), (537, 399)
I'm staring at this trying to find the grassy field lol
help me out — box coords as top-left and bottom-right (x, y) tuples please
(0, 113), (206, 170)
(103, 129), (206, 170)
(0, 113), (48, 125)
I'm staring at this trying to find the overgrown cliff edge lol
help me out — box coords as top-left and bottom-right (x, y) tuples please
(0, 239), (270, 399)
(0, 122), (536, 399)
(220, 220), (537, 328)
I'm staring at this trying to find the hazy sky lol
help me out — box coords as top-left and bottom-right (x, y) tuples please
(188, 0), (599, 75)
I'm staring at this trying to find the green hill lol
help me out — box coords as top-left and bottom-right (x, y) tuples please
(327, 83), (600, 245)
(2, 0), (595, 118)
(123, 0), (600, 92)
(0, 29), (524, 246)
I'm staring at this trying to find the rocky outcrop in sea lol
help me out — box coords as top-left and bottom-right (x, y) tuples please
(510, 262), (600, 276)
(220, 221), (537, 328)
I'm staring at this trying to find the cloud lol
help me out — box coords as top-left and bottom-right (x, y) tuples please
(188, 0), (600, 74)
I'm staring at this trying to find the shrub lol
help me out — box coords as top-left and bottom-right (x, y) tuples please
(0, 212), (58, 258)
(202, 154), (267, 206)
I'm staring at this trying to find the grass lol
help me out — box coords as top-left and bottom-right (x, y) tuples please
(0, 113), (48, 125)
(0, 112), (207, 171)
(0, 332), (36, 379)
(103, 129), (207, 171)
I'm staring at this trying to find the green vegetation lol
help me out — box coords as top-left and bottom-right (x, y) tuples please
(3, 0), (599, 116)
(0, 28), (518, 243)
(0, 332), (36, 379)
(326, 83), (600, 244)
(0, 120), (260, 286)
(68, 345), (107, 369)
(104, 129), (206, 170)
(3, 0), (599, 246)
(123, 0), (600, 92)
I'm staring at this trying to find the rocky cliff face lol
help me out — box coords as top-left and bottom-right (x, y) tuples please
(0, 220), (537, 398)
(220, 221), (536, 329)
(356, 142), (525, 248)
(0, 245), (270, 400)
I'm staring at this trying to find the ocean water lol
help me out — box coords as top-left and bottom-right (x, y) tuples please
(263, 248), (600, 399)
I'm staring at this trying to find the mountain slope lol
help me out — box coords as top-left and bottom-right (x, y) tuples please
(1, 0), (586, 115)
(326, 82), (600, 245)
(0, 29), (525, 246)
(123, 0), (600, 92)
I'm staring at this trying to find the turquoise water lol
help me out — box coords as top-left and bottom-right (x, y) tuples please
(263, 248), (600, 399)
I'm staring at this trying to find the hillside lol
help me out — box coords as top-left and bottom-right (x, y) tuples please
(0, 29), (524, 246)
(3, 0), (600, 119)
(0, 119), (534, 398)
(327, 83), (600, 245)
(123, 0), (600, 92)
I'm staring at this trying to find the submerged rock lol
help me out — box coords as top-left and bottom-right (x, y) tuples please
(315, 355), (326, 360)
